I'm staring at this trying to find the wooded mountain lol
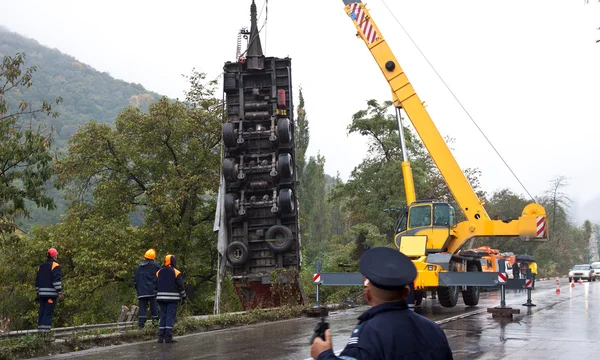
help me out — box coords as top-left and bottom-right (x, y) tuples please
(1, 26), (164, 228)
(0, 26), (162, 147)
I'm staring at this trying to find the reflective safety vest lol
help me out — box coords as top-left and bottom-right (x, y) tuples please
(156, 266), (186, 302)
(35, 259), (62, 298)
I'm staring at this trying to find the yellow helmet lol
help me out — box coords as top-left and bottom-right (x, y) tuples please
(144, 248), (156, 260)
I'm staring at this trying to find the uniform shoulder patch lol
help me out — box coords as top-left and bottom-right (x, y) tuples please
(51, 262), (60, 270)
(347, 324), (362, 345)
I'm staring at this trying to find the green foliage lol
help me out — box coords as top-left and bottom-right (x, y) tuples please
(0, 52), (61, 233)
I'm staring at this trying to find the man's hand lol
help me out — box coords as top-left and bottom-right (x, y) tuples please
(58, 292), (65, 301)
(311, 329), (333, 359)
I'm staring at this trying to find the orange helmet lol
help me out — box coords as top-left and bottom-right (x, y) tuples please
(165, 254), (176, 267)
(47, 248), (58, 258)
(144, 248), (156, 260)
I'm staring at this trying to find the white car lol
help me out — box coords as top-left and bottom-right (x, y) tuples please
(569, 264), (595, 282)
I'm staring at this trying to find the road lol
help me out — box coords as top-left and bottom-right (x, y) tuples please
(34, 278), (600, 359)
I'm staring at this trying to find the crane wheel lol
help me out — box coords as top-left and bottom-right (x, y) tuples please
(461, 263), (480, 306)
(437, 263), (459, 308)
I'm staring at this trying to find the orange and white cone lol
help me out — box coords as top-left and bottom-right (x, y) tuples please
(556, 281), (561, 294)
(578, 278), (583, 285)
(570, 279), (575, 287)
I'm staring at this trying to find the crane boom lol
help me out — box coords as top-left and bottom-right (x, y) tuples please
(343, 1), (487, 222)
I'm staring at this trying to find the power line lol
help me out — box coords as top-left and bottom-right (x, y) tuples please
(379, 0), (536, 202)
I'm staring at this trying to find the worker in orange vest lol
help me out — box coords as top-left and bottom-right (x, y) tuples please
(35, 248), (64, 332)
(134, 249), (161, 328)
(156, 255), (187, 343)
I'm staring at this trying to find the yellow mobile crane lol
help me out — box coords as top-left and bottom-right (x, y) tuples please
(341, 1), (549, 307)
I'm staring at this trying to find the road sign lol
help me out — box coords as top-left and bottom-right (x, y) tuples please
(313, 273), (321, 284)
(525, 279), (533, 288)
(498, 272), (507, 284)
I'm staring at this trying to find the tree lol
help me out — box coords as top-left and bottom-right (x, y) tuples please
(0, 52), (61, 233)
(45, 71), (223, 322)
(294, 87), (309, 183)
(544, 175), (571, 235)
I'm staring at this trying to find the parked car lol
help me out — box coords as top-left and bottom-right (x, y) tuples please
(569, 264), (596, 282)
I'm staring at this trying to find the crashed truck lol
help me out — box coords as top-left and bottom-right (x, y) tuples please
(213, 1), (304, 310)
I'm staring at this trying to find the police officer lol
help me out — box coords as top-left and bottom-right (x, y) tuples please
(134, 248), (161, 328)
(156, 254), (187, 343)
(35, 248), (64, 333)
(311, 247), (453, 360)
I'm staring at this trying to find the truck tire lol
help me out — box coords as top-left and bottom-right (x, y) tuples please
(225, 193), (238, 216)
(437, 263), (459, 308)
(279, 189), (295, 215)
(223, 158), (238, 182)
(278, 153), (294, 179)
(277, 118), (292, 144)
(461, 263), (480, 306)
(223, 123), (237, 148)
(226, 241), (249, 266)
(265, 225), (294, 253)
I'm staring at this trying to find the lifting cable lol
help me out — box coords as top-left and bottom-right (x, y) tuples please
(378, 0), (536, 202)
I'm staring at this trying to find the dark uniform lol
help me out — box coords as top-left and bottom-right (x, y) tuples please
(316, 247), (453, 360)
(134, 249), (161, 328)
(156, 255), (187, 343)
(35, 249), (63, 332)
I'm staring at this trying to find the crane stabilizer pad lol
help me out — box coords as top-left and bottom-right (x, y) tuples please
(487, 306), (520, 319)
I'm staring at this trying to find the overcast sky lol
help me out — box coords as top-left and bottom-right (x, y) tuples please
(2, 0), (600, 222)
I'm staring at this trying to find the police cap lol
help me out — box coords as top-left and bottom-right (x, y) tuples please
(359, 247), (417, 290)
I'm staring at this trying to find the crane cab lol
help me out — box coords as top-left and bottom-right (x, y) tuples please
(394, 201), (456, 256)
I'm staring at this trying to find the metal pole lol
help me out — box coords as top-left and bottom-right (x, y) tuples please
(500, 284), (506, 307)
(523, 268), (536, 307)
(395, 107), (409, 161)
(315, 283), (320, 308)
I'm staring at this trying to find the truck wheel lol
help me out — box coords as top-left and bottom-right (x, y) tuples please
(226, 241), (249, 266)
(278, 153), (294, 179)
(437, 263), (459, 308)
(223, 158), (238, 182)
(225, 193), (238, 216)
(461, 263), (480, 306)
(265, 225), (294, 253)
(279, 189), (295, 215)
(223, 123), (238, 148)
(277, 118), (292, 144)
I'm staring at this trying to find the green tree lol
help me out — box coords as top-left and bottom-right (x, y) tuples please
(294, 87), (309, 183)
(43, 72), (222, 324)
(0, 52), (61, 233)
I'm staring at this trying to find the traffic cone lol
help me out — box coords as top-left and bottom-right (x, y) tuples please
(578, 278), (583, 285)
(570, 279), (575, 287)
(556, 280), (561, 294)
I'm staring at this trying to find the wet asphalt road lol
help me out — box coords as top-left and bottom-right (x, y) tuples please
(34, 278), (598, 359)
